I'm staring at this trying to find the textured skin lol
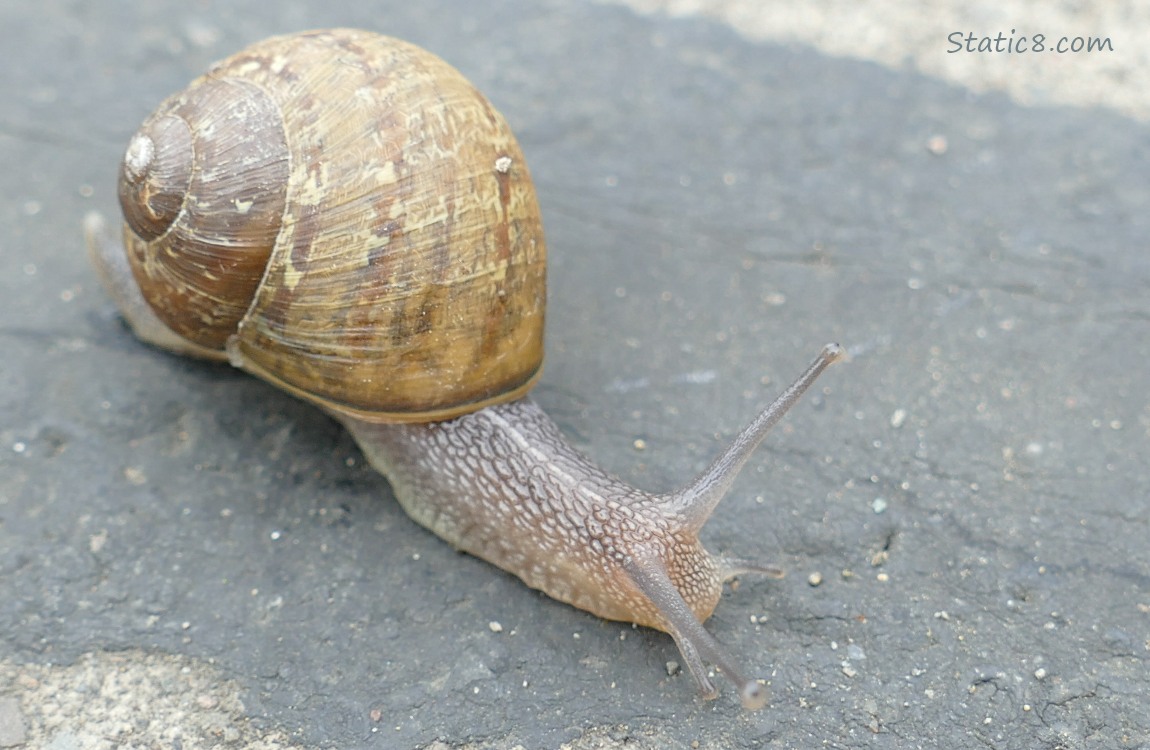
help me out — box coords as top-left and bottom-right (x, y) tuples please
(341, 398), (726, 630)
(116, 29), (547, 422)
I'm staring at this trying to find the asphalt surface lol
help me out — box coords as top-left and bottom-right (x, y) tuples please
(1, 1), (1147, 748)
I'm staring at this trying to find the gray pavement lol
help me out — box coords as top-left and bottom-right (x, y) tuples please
(1, 1), (1147, 748)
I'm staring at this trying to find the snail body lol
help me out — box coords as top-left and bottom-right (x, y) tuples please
(86, 29), (842, 709)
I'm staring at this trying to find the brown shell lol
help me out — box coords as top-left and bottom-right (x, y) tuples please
(117, 29), (546, 423)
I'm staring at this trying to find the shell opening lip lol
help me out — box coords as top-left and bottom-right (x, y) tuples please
(226, 332), (545, 425)
(325, 368), (544, 424)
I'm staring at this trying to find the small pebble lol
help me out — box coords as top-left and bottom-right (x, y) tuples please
(124, 466), (147, 485)
(807, 572), (823, 587)
(488, 621), (503, 633)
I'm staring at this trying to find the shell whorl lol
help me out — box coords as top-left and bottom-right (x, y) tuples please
(116, 29), (547, 423)
(118, 77), (289, 350)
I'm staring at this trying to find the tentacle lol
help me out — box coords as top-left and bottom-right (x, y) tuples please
(625, 555), (768, 709)
(717, 557), (786, 581)
(84, 211), (225, 361)
(665, 344), (843, 531)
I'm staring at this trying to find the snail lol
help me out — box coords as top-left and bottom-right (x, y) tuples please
(84, 28), (843, 709)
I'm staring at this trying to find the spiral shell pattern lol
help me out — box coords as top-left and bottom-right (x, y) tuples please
(117, 29), (546, 422)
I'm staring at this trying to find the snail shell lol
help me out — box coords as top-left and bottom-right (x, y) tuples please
(117, 28), (546, 423)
